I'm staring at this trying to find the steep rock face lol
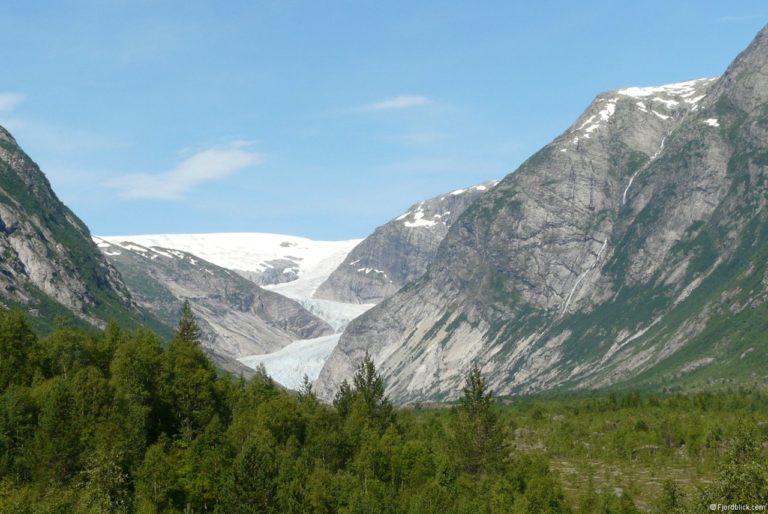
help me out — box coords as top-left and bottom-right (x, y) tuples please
(317, 25), (768, 403)
(94, 238), (334, 359)
(0, 127), (139, 328)
(314, 181), (497, 304)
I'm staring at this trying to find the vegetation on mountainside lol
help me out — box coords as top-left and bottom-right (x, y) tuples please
(0, 305), (765, 513)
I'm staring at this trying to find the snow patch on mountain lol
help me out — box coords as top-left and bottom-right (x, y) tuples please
(616, 78), (716, 99)
(98, 233), (361, 284)
(403, 207), (438, 228)
(98, 232), (370, 390)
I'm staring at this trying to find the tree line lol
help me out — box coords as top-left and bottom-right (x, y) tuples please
(0, 303), (765, 512)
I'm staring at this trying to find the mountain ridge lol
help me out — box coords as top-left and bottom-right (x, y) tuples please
(314, 180), (498, 304)
(0, 125), (157, 333)
(94, 237), (334, 363)
(316, 25), (768, 403)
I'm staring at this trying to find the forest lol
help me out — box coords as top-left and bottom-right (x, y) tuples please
(0, 304), (766, 513)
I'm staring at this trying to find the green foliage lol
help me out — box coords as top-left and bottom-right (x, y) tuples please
(175, 300), (201, 345)
(699, 429), (768, 507)
(0, 311), (37, 390)
(454, 364), (505, 474)
(654, 480), (686, 513)
(224, 428), (278, 512)
(351, 353), (394, 427)
(0, 309), (765, 512)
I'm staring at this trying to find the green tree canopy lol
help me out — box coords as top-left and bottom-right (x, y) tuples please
(454, 363), (505, 474)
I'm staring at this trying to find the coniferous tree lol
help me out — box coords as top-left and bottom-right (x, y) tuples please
(351, 352), (393, 429)
(299, 374), (313, 399)
(176, 300), (201, 345)
(454, 364), (504, 474)
(32, 377), (82, 483)
(164, 300), (220, 440)
(333, 379), (354, 418)
(225, 429), (278, 513)
(0, 310), (38, 390)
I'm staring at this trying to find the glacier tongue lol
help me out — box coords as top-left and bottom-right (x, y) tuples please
(283, 297), (374, 333)
(264, 242), (374, 331)
(233, 234), (374, 388)
(247, 282), (374, 385)
(238, 334), (343, 389)
(99, 231), (369, 390)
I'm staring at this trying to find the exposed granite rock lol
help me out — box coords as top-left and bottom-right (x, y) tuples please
(95, 238), (334, 360)
(314, 181), (497, 304)
(317, 25), (768, 403)
(0, 127), (138, 326)
(236, 258), (299, 285)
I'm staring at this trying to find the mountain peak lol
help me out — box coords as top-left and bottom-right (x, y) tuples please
(709, 23), (768, 112)
(316, 23), (768, 403)
(314, 179), (498, 304)
(0, 125), (140, 329)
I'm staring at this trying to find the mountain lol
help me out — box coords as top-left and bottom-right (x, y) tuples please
(316, 25), (768, 403)
(97, 233), (372, 387)
(0, 126), (152, 331)
(314, 181), (498, 304)
(96, 232), (369, 331)
(100, 233), (361, 287)
(93, 237), (333, 362)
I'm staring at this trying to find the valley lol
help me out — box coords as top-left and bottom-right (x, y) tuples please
(1, 13), (768, 512)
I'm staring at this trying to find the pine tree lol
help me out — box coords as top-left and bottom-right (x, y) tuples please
(333, 379), (353, 418)
(352, 353), (390, 420)
(175, 300), (201, 344)
(299, 374), (313, 399)
(0, 309), (38, 390)
(349, 353), (393, 429)
(165, 300), (219, 440)
(461, 364), (494, 420)
(454, 363), (504, 474)
(224, 429), (278, 513)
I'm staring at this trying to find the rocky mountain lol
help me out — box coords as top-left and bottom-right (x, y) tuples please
(94, 234), (371, 387)
(0, 126), (152, 331)
(94, 237), (334, 362)
(101, 233), (361, 287)
(314, 181), (498, 304)
(316, 25), (768, 403)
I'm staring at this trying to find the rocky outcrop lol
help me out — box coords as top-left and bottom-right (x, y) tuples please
(316, 25), (768, 403)
(314, 181), (497, 304)
(0, 127), (139, 327)
(95, 238), (334, 360)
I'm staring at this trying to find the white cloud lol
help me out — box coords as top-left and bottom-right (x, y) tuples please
(0, 93), (26, 112)
(358, 95), (431, 111)
(107, 143), (262, 199)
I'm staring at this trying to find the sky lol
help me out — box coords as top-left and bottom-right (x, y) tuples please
(0, 1), (766, 240)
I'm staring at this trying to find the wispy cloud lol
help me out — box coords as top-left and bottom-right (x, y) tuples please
(0, 92), (25, 112)
(358, 95), (431, 112)
(107, 142), (262, 200)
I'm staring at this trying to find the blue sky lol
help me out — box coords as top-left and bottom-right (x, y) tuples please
(0, 1), (765, 239)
